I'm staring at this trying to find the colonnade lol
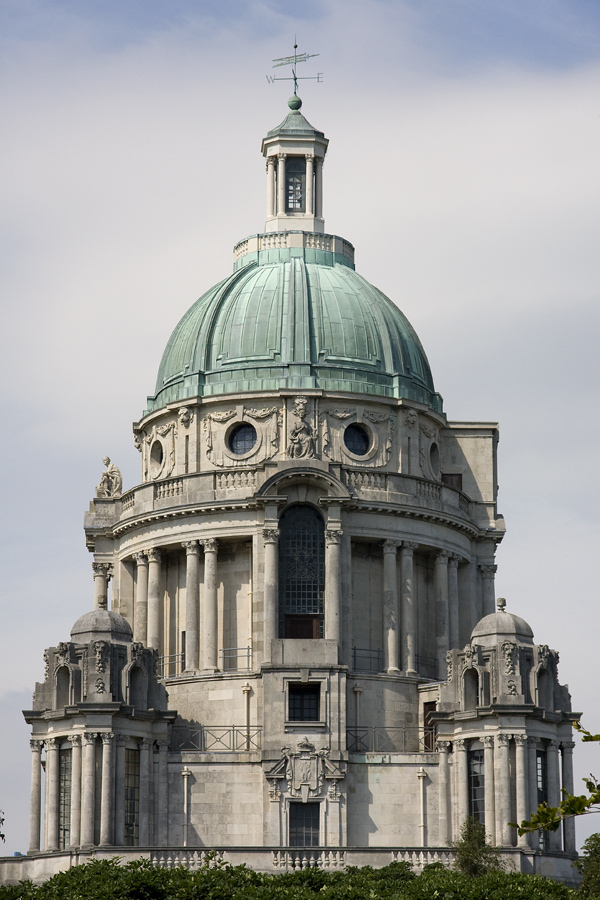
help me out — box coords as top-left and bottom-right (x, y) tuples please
(265, 153), (324, 219)
(436, 735), (576, 853)
(29, 733), (168, 852)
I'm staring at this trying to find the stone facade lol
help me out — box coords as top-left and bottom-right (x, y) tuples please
(0, 94), (579, 887)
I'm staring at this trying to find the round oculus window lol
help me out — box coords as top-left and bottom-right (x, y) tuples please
(228, 422), (257, 455)
(343, 423), (370, 456)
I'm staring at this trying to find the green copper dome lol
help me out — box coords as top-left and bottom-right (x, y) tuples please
(147, 243), (442, 413)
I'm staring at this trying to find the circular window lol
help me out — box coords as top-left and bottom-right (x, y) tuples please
(150, 440), (164, 478)
(344, 423), (370, 456)
(229, 423), (257, 455)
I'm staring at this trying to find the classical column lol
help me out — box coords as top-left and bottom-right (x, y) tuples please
(495, 733), (511, 846)
(325, 529), (343, 645)
(434, 551), (450, 679)
(547, 739), (562, 851)
(277, 154), (286, 215)
(157, 740), (169, 846)
(201, 539), (219, 671)
(454, 739), (469, 830)
(146, 548), (163, 651)
(92, 562), (112, 611)
(182, 541), (200, 672)
(28, 740), (44, 852)
(482, 736), (495, 843)
(138, 738), (152, 846)
(266, 156), (276, 219)
(527, 736), (539, 850)
(45, 738), (59, 851)
(514, 734), (529, 848)
(400, 542), (418, 674)
(561, 742), (576, 853)
(182, 767), (191, 848)
(305, 154), (314, 215)
(133, 552), (149, 644)
(99, 733), (115, 846)
(382, 540), (400, 673)
(448, 555), (460, 650)
(69, 734), (82, 848)
(315, 157), (323, 218)
(479, 564), (497, 617)
(81, 732), (97, 847)
(262, 529), (279, 665)
(437, 741), (451, 845)
(114, 735), (127, 846)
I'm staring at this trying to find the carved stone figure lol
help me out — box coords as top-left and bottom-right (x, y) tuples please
(96, 457), (123, 498)
(178, 407), (194, 428)
(287, 397), (316, 458)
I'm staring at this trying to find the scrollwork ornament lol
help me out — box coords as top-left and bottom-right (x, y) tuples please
(445, 651), (453, 683)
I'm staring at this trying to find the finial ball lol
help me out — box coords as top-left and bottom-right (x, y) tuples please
(288, 94), (302, 111)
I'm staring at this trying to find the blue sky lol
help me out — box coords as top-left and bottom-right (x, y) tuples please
(1, 0), (600, 858)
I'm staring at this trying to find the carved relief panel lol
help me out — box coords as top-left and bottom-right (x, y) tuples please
(319, 405), (394, 467)
(419, 422), (441, 482)
(202, 405), (282, 468)
(137, 420), (177, 481)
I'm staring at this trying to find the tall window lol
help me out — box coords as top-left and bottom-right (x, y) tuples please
(468, 748), (485, 825)
(58, 748), (72, 849)
(124, 748), (140, 846)
(286, 158), (306, 212)
(536, 748), (549, 850)
(279, 506), (325, 638)
(289, 802), (319, 846)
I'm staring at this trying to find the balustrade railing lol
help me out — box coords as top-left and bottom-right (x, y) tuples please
(171, 725), (262, 752)
(220, 646), (252, 671)
(352, 647), (383, 673)
(415, 654), (438, 680)
(346, 726), (435, 754)
(158, 652), (185, 678)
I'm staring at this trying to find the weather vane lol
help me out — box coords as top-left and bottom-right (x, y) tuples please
(266, 40), (323, 95)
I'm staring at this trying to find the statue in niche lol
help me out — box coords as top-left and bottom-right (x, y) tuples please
(287, 397), (316, 459)
(96, 457), (123, 498)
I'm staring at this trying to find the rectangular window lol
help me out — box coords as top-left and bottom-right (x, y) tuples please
(423, 701), (437, 752)
(58, 748), (72, 850)
(285, 158), (306, 212)
(442, 473), (463, 491)
(536, 749), (548, 850)
(124, 748), (140, 846)
(288, 684), (320, 721)
(289, 802), (319, 846)
(468, 748), (485, 825)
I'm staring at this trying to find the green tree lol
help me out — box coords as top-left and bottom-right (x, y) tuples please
(575, 832), (600, 898)
(451, 815), (506, 877)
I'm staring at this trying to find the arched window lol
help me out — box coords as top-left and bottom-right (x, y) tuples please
(464, 668), (479, 709)
(279, 505), (325, 639)
(56, 666), (70, 709)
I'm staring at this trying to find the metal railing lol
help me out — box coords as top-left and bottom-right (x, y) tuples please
(220, 646), (252, 671)
(352, 647), (383, 673)
(415, 654), (438, 680)
(171, 725), (262, 752)
(158, 652), (185, 678)
(347, 726), (435, 754)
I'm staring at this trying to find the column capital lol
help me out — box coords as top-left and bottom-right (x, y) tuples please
(497, 733), (512, 746)
(156, 739), (169, 751)
(383, 539), (400, 553)
(479, 564), (497, 576)
(448, 554), (460, 568)
(100, 732), (115, 745)
(453, 738), (467, 751)
(30, 739), (44, 752)
(481, 735), (494, 748)
(266, 155), (276, 168)
(262, 528), (279, 544)
(139, 737), (153, 749)
(561, 741), (576, 752)
(83, 732), (97, 746)
(70, 734), (82, 748)
(436, 740), (451, 753)
(182, 540), (200, 555)
(314, 156), (324, 167)
(513, 734), (527, 746)
(548, 739), (561, 751)
(527, 736), (538, 747)
(277, 152), (286, 160)
(325, 529), (343, 546)
(435, 550), (450, 563)
(146, 548), (163, 563)
(115, 734), (129, 746)
(92, 562), (113, 578)
(401, 541), (419, 552)
(133, 551), (148, 565)
(45, 737), (58, 751)
(200, 538), (219, 553)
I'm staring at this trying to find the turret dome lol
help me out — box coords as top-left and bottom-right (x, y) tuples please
(70, 608), (133, 643)
(471, 599), (534, 647)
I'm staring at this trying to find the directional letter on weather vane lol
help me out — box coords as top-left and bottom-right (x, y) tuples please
(266, 40), (323, 96)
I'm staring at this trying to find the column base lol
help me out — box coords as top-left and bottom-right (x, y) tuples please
(386, 667), (401, 675)
(184, 667), (201, 676)
(406, 668), (418, 676)
(203, 666), (219, 673)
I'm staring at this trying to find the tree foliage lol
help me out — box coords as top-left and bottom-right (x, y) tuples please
(574, 833), (600, 898)
(451, 816), (506, 877)
(0, 856), (575, 900)
(512, 722), (600, 837)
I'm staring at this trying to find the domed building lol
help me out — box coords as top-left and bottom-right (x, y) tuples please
(5, 95), (579, 885)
